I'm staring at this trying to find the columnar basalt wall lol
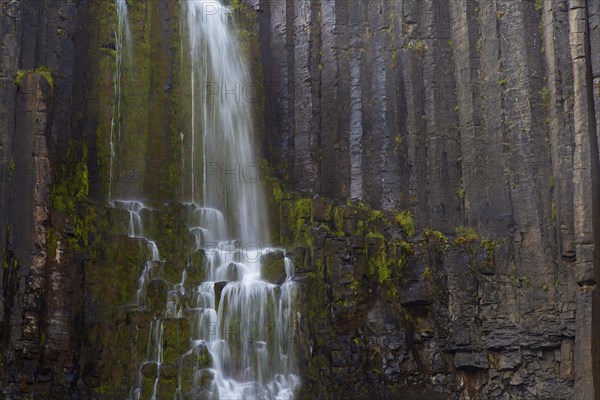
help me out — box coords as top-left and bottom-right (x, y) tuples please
(1, 1), (90, 396)
(255, 0), (600, 399)
(0, 0), (599, 399)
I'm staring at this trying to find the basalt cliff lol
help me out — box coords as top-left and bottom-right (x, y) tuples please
(1, 0), (599, 399)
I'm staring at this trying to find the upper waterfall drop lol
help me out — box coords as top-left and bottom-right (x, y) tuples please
(184, 0), (269, 243)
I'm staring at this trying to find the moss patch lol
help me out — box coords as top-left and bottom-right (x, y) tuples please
(15, 66), (55, 93)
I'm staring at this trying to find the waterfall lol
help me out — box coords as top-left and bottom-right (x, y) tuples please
(184, 0), (269, 242)
(109, 0), (300, 400)
(110, 1), (300, 399)
(110, 0), (132, 202)
(180, 1), (299, 397)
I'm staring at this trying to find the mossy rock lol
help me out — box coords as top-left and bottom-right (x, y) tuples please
(181, 369), (217, 400)
(156, 363), (178, 400)
(185, 254), (206, 290)
(291, 246), (311, 274)
(139, 362), (158, 400)
(179, 343), (214, 395)
(161, 261), (185, 284)
(343, 204), (369, 220)
(126, 309), (154, 360)
(312, 196), (334, 222)
(108, 207), (133, 235)
(85, 235), (148, 320)
(145, 261), (163, 281)
(179, 343), (213, 371)
(191, 249), (206, 269)
(184, 272), (204, 294)
(260, 250), (286, 284)
(162, 318), (191, 364)
(146, 279), (169, 315)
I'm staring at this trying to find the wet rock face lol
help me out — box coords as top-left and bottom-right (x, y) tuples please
(260, 250), (286, 284)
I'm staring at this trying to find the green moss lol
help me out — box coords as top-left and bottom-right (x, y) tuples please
(407, 40), (426, 55)
(424, 229), (449, 253)
(398, 240), (414, 255)
(14, 70), (27, 86)
(47, 229), (59, 261)
(273, 185), (283, 203)
(499, 77), (507, 87)
(290, 198), (312, 238)
(424, 229), (446, 242)
(52, 140), (89, 212)
(534, 0), (543, 13)
(100, 47), (117, 58)
(368, 210), (383, 221)
(480, 239), (497, 266)
(395, 210), (416, 237)
(333, 206), (345, 236)
(454, 226), (479, 246)
(540, 86), (550, 107)
(8, 159), (15, 177)
(374, 254), (391, 284)
(366, 237), (392, 284)
(15, 67), (55, 93)
(422, 266), (432, 280)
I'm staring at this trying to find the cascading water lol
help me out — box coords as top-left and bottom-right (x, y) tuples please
(178, 1), (300, 397)
(111, 1), (300, 399)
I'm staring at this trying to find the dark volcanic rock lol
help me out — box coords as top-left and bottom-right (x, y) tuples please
(0, 0), (599, 399)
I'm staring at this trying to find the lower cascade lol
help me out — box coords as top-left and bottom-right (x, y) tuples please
(112, 201), (299, 400)
(109, 0), (299, 399)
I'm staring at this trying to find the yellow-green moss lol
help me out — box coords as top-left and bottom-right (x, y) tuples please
(290, 198), (312, 238)
(273, 185), (283, 203)
(15, 67), (55, 94)
(454, 226), (479, 246)
(366, 237), (392, 284)
(406, 40), (426, 55)
(540, 86), (550, 107)
(424, 229), (449, 252)
(333, 206), (345, 236)
(52, 140), (89, 212)
(422, 266), (432, 280)
(395, 210), (416, 237)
